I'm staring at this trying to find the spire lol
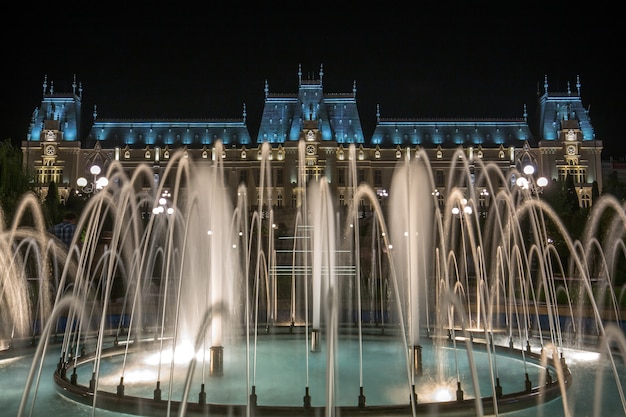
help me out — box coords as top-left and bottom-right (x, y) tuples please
(50, 80), (54, 94)
(264, 79), (269, 100)
(576, 75), (581, 96)
(72, 74), (77, 95)
(319, 63), (324, 85)
(376, 104), (380, 124)
(243, 103), (247, 124)
(523, 104), (527, 122)
(353, 80), (357, 97)
(298, 64), (302, 86)
(567, 81), (571, 95)
(93, 104), (98, 121)
(43, 74), (48, 95)
(544, 74), (548, 95)
(79, 82), (83, 99)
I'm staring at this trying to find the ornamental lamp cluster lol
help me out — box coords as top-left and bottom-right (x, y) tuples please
(516, 164), (548, 193)
(76, 164), (108, 196)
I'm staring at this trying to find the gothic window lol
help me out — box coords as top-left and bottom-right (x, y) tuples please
(338, 169), (345, 186)
(374, 170), (382, 187)
(358, 169), (365, 184)
(436, 170), (445, 187)
(581, 193), (591, 208)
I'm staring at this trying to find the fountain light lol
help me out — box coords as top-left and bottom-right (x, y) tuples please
(431, 386), (455, 402)
(142, 342), (204, 366)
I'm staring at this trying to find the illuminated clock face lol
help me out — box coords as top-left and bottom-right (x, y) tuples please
(45, 145), (55, 155)
(306, 130), (315, 141)
(306, 144), (316, 155)
(566, 130), (575, 141)
(566, 145), (576, 155)
(46, 130), (56, 141)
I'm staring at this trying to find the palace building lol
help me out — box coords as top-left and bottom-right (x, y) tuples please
(21, 65), (602, 212)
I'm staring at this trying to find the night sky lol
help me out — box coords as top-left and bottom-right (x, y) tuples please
(4, 3), (624, 159)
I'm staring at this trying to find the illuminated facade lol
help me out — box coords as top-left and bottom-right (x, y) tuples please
(22, 66), (602, 211)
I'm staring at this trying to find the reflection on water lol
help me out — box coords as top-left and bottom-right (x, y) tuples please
(2, 339), (624, 417)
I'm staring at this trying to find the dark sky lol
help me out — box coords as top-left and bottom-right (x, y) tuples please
(4, 3), (624, 159)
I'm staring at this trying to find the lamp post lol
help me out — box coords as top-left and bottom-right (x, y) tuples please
(152, 190), (174, 216)
(77, 164), (108, 196)
(516, 164), (547, 196)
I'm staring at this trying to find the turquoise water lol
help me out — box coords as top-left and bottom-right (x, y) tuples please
(2, 336), (624, 417)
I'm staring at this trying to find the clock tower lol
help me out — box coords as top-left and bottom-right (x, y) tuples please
(301, 121), (319, 161)
(563, 128), (579, 160)
(23, 74), (84, 204)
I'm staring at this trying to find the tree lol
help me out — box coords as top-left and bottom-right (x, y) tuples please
(603, 171), (626, 201)
(0, 139), (34, 225)
(591, 180), (600, 204)
(43, 181), (63, 225)
(563, 173), (580, 217)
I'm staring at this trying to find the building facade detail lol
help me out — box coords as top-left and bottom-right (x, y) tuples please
(22, 68), (603, 210)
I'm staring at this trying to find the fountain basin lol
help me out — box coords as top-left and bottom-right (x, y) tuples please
(52, 329), (570, 417)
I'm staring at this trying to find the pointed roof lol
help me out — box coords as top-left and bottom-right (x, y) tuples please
(536, 75), (595, 141)
(257, 64), (365, 144)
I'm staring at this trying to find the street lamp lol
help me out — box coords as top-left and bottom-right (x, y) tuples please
(516, 164), (547, 194)
(152, 190), (174, 215)
(77, 164), (108, 195)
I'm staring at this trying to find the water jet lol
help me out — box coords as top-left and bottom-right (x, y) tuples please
(2, 143), (625, 417)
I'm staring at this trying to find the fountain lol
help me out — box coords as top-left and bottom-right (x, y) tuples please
(1, 142), (626, 417)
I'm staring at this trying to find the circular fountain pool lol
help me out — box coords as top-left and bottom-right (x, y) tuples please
(50, 329), (567, 416)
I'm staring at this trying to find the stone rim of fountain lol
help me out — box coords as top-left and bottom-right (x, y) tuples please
(51, 333), (572, 417)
